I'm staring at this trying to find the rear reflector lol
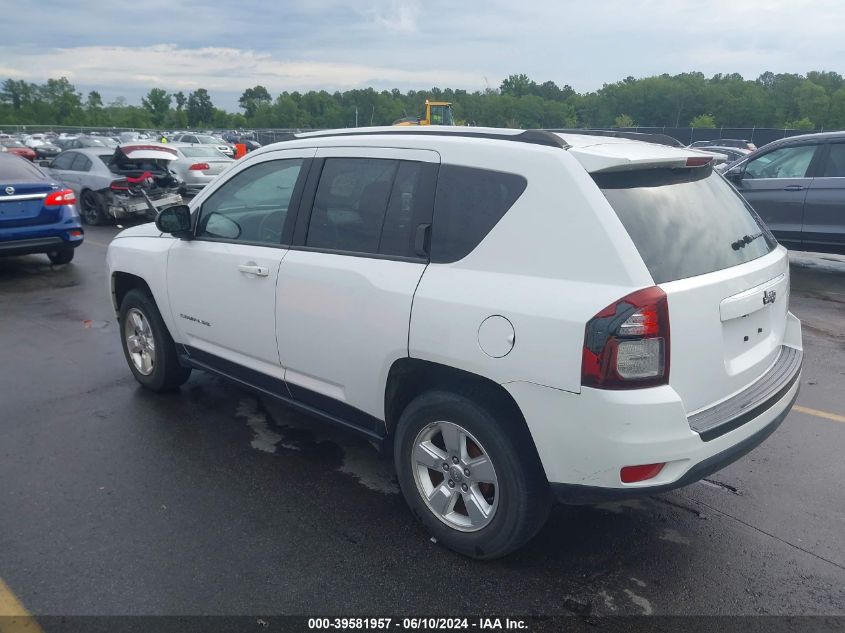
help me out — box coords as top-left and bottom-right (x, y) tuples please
(621, 463), (665, 483)
(685, 156), (713, 167)
(189, 162), (210, 171)
(44, 189), (76, 206)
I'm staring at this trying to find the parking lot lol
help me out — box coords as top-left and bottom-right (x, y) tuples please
(0, 226), (843, 621)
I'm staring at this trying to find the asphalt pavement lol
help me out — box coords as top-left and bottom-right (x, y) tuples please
(0, 226), (843, 621)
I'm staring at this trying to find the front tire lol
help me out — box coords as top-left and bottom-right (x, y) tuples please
(119, 289), (191, 391)
(47, 247), (74, 265)
(395, 390), (550, 559)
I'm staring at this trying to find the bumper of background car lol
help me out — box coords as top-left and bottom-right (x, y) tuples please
(0, 208), (84, 256)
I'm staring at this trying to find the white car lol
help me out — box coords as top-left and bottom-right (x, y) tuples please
(106, 127), (803, 559)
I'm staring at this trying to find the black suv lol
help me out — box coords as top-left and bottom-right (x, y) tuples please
(724, 131), (845, 255)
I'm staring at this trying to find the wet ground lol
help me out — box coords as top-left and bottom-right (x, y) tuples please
(0, 227), (843, 619)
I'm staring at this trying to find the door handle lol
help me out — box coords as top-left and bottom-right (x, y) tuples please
(783, 185), (805, 191)
(237, 263), (269, 277)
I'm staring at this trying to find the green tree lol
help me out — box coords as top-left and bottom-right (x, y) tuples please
(142, 88), (171, 126)
(793, 81), (829, 128)
(173, 91), (187, 111)
(500, 73), (536, 98)
(238, 85), (272, 118)
(614, 114), (636, 127)
(827, 87), (845, 129)
(690, 113), (716, 128)
(186, 89), (214, 127)
(0, 79), (33, 111)
(86, 90), (102, 110)
(784, 117), (815, 131)
(39, 77), (83, 124)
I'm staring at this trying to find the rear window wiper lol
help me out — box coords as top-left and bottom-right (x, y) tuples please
(731, 232), (763, 250)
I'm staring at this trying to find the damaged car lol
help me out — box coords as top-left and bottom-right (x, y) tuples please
(47, 145), (183, 225)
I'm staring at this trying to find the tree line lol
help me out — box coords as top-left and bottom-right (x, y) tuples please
(2, 71), (845, 131)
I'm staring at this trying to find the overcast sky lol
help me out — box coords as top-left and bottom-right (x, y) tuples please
(1, 0), (843, 110)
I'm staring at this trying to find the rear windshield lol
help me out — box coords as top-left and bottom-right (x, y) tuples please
(595, 167), (777, 284)
(180, 146), (226, 158)
(0, 155), (46, 181)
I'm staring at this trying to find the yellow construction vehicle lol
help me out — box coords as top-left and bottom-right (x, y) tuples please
(393, 100), (454, 126)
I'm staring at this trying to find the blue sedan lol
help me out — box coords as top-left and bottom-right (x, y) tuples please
(0, 152), (84, 264)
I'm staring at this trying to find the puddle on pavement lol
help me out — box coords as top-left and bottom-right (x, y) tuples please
(235, 394), (399, 495)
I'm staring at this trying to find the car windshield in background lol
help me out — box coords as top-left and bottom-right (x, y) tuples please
(2, 141), (26, 148)
(84, 138), (116, 147)
(195, 135), (220, 144)
(595, 167), (777, 284)
(179, 146), (227, 158)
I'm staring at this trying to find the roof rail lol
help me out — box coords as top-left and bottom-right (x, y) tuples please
(548, 129), (684, 148)
(276, 128), (571, 149)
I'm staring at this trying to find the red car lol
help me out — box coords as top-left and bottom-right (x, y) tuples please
(0, 140), (37, 161)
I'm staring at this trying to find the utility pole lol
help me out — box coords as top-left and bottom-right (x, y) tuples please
(355, 106), (358, 128)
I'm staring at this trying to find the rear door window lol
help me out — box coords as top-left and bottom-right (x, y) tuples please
(430, 165), (527, 263)
(595, 167), (777, 284)
(307, 158), (397, 254)
(71, 154), (92, 172)
(820, 143), (845, 177)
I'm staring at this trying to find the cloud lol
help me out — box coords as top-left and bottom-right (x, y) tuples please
(371, 0), (421, 34)
(0, 44), (480, 94)
(1, 0), (844, 109)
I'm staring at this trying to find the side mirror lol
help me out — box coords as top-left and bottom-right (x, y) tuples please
(724, 167), (744, 184)
(155, 204), (192, 239)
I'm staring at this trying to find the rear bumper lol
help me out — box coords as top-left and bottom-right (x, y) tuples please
(549, 384), (798, 504)
(108, 192), (183, 219)
(0, 235), (81, 256)
(504, 312), (803, 503)
(0, 209), (84, 256)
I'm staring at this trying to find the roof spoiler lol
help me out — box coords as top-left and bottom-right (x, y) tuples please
(548, 129), (684, 148)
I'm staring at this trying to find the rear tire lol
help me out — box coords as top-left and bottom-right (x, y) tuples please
(119, 289), (191, 391)
(394, 390), (550, 559)
(47, 247), (74, 265)
(80, 190), (108, 225)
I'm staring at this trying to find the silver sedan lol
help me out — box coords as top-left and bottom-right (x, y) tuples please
(168, 144), (235, 195)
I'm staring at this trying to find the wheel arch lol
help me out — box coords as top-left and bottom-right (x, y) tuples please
(111, 271), (153, 313)
(384, 357), (545, 475)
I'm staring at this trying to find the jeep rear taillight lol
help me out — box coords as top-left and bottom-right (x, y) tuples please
(581, 286), (670, 389)
(110, 179), (129, 191)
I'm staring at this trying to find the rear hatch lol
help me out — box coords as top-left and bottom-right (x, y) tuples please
(571, 139), (790, 414)
(111, 145), (182, 192)
(0, 159), (60, 228)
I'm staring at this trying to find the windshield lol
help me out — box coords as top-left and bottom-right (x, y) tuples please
(429, 105), (453, 125)
(195, 135), (221, 144)
(595, 167), (777, 283)
(2, 141), (25, 148)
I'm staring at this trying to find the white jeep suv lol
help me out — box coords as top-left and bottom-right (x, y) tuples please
(107, 127), (802, 559)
